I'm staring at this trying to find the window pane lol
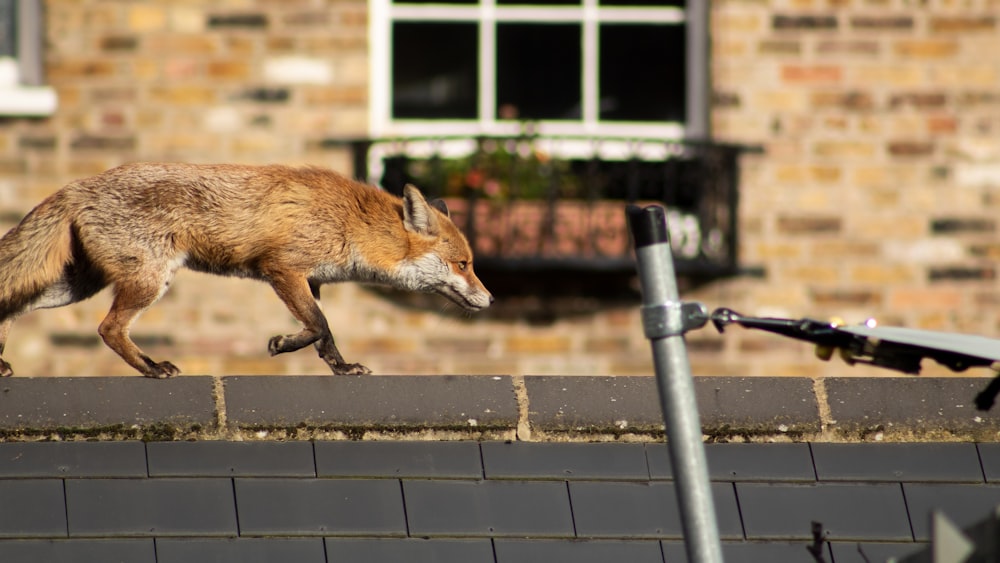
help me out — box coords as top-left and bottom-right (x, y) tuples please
(599, 24), (685, 122)
(600, 0), (684, 5)
(497, 24), (581, 120)
(0, 0), (15, 57)
(497, 0), (580, 5)
(394, 0), (478, 4)
(392, 22), (478, 119)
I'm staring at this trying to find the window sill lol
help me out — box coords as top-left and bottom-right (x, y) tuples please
(0, 85), (57, 116)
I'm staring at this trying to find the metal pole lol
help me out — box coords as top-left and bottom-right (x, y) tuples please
(627, 205), (723, 563)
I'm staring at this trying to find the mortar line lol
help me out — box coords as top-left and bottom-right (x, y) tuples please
(212, 375), (228, 435)
(511, 375), (531, 441)
(812, 376), (834, 437)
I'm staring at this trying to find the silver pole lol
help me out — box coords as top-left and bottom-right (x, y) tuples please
(628, 205), (723, 563)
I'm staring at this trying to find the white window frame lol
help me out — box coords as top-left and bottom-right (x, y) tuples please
(0, 0), (57, 116)
(369, 0), (704, 142)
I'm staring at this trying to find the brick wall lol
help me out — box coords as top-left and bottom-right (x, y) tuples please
(0, 1), (997, 378)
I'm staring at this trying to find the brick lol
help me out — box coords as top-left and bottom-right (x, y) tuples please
(348, 337), (418, 354)
(813, 140), (878, 159)
(969, 244), (1000, 259)
(505, 335), (572, 354)
(848, 264), (914, 285)
(887, 141), (934, 158)
(128, 5), (166, 32)
(772, 14), (838, 30)
(930, 218), (995, 235)
(48, 60), (117, 80)
(238, 88), (290, 103)
(282, 11), (332, 27)
(303, 86), (368, 106)
(752, 242), (803, 260)
(888, 288), (964, 310)
(752, 90), (808, 111)
(70, 135), (136, 152)
(19, 136), (57, 150)
(150, 86), (216, 105)
(927, 116), (958, 134)
(207, 61), (250, 80)
(782, 65), (842, 84)
(758, 40), (801, 56)
(146, 35), (217, 55)
(777, 216), (842, 235)
(816, 40), (880, 56)
(811, 240), (880, 259)
(207, 13), (268, 29)
(930, 16), (996, 33)
(849, 15), (914, 30)
(712, 91), (741, 108)
(853, 66), (923, 87)
(811, 91), (875, 111)
(889, 92), (947, 110)
(894, 40), (959, 59)
(99, 35), (138, 52)
(811, 289), (882, 308)
(928, 266), (995, 283)
(714, 12), (764, 34)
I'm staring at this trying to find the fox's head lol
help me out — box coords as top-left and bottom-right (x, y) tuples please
(398, 184), (494, 312)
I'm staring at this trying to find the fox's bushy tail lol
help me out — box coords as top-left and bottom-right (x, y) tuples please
(0, 192), (74, 319)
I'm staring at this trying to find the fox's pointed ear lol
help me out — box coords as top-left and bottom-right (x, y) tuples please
(429, 198), (450, 218)
(402, 184), (440, 236)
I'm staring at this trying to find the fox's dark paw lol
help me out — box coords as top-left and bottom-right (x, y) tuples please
(0, 359), (12, 377)
(331, 363), (372, 376)
(143, 361), (180, 379)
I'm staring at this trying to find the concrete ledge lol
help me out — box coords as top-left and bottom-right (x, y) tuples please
(825, 377), (996, 437)
(0, 377), (215, 435)
(0, 375), (996, 441)
(223, 376), (517, 432)
(524, 376), (821, 436)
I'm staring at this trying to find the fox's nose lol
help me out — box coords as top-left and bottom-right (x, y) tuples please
(489, 294), (495, 305)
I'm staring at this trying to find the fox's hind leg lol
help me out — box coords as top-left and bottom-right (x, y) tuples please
(98, 264), (180, 378)
(0, 319), (12, 377)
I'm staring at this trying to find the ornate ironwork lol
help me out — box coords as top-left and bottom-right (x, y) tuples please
(331, 135), (758, 291)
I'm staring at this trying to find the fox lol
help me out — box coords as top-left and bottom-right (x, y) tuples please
(0, 162), (493, 378)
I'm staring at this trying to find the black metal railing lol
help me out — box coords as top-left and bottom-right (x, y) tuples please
(327, 134), (759, 297)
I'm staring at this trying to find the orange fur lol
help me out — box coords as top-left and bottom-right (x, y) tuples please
(0, 163), (492, 377)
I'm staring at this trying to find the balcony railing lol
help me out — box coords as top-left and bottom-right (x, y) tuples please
(327, 134), (760, 298)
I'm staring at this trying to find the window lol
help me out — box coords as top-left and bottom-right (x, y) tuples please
(370, 0), (708, 141)
(0, 0), (57, 116)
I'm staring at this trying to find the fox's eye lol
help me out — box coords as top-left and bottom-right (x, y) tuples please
(457, 260), (468, 271)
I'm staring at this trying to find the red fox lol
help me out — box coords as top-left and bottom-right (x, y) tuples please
(0, 162), (493, 378)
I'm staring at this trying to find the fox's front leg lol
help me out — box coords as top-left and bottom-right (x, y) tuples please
(267, 274), (371, 375)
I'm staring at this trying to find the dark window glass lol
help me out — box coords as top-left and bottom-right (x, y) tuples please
(600, 0), (684, 5)
(0, 0), (15, 57)
(496, 23), (581, 120)
(599, 24), (685, 122)
(497, 0), (580, 5)
(392, 22), (478, 119)
(394, 0), (478, 4)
